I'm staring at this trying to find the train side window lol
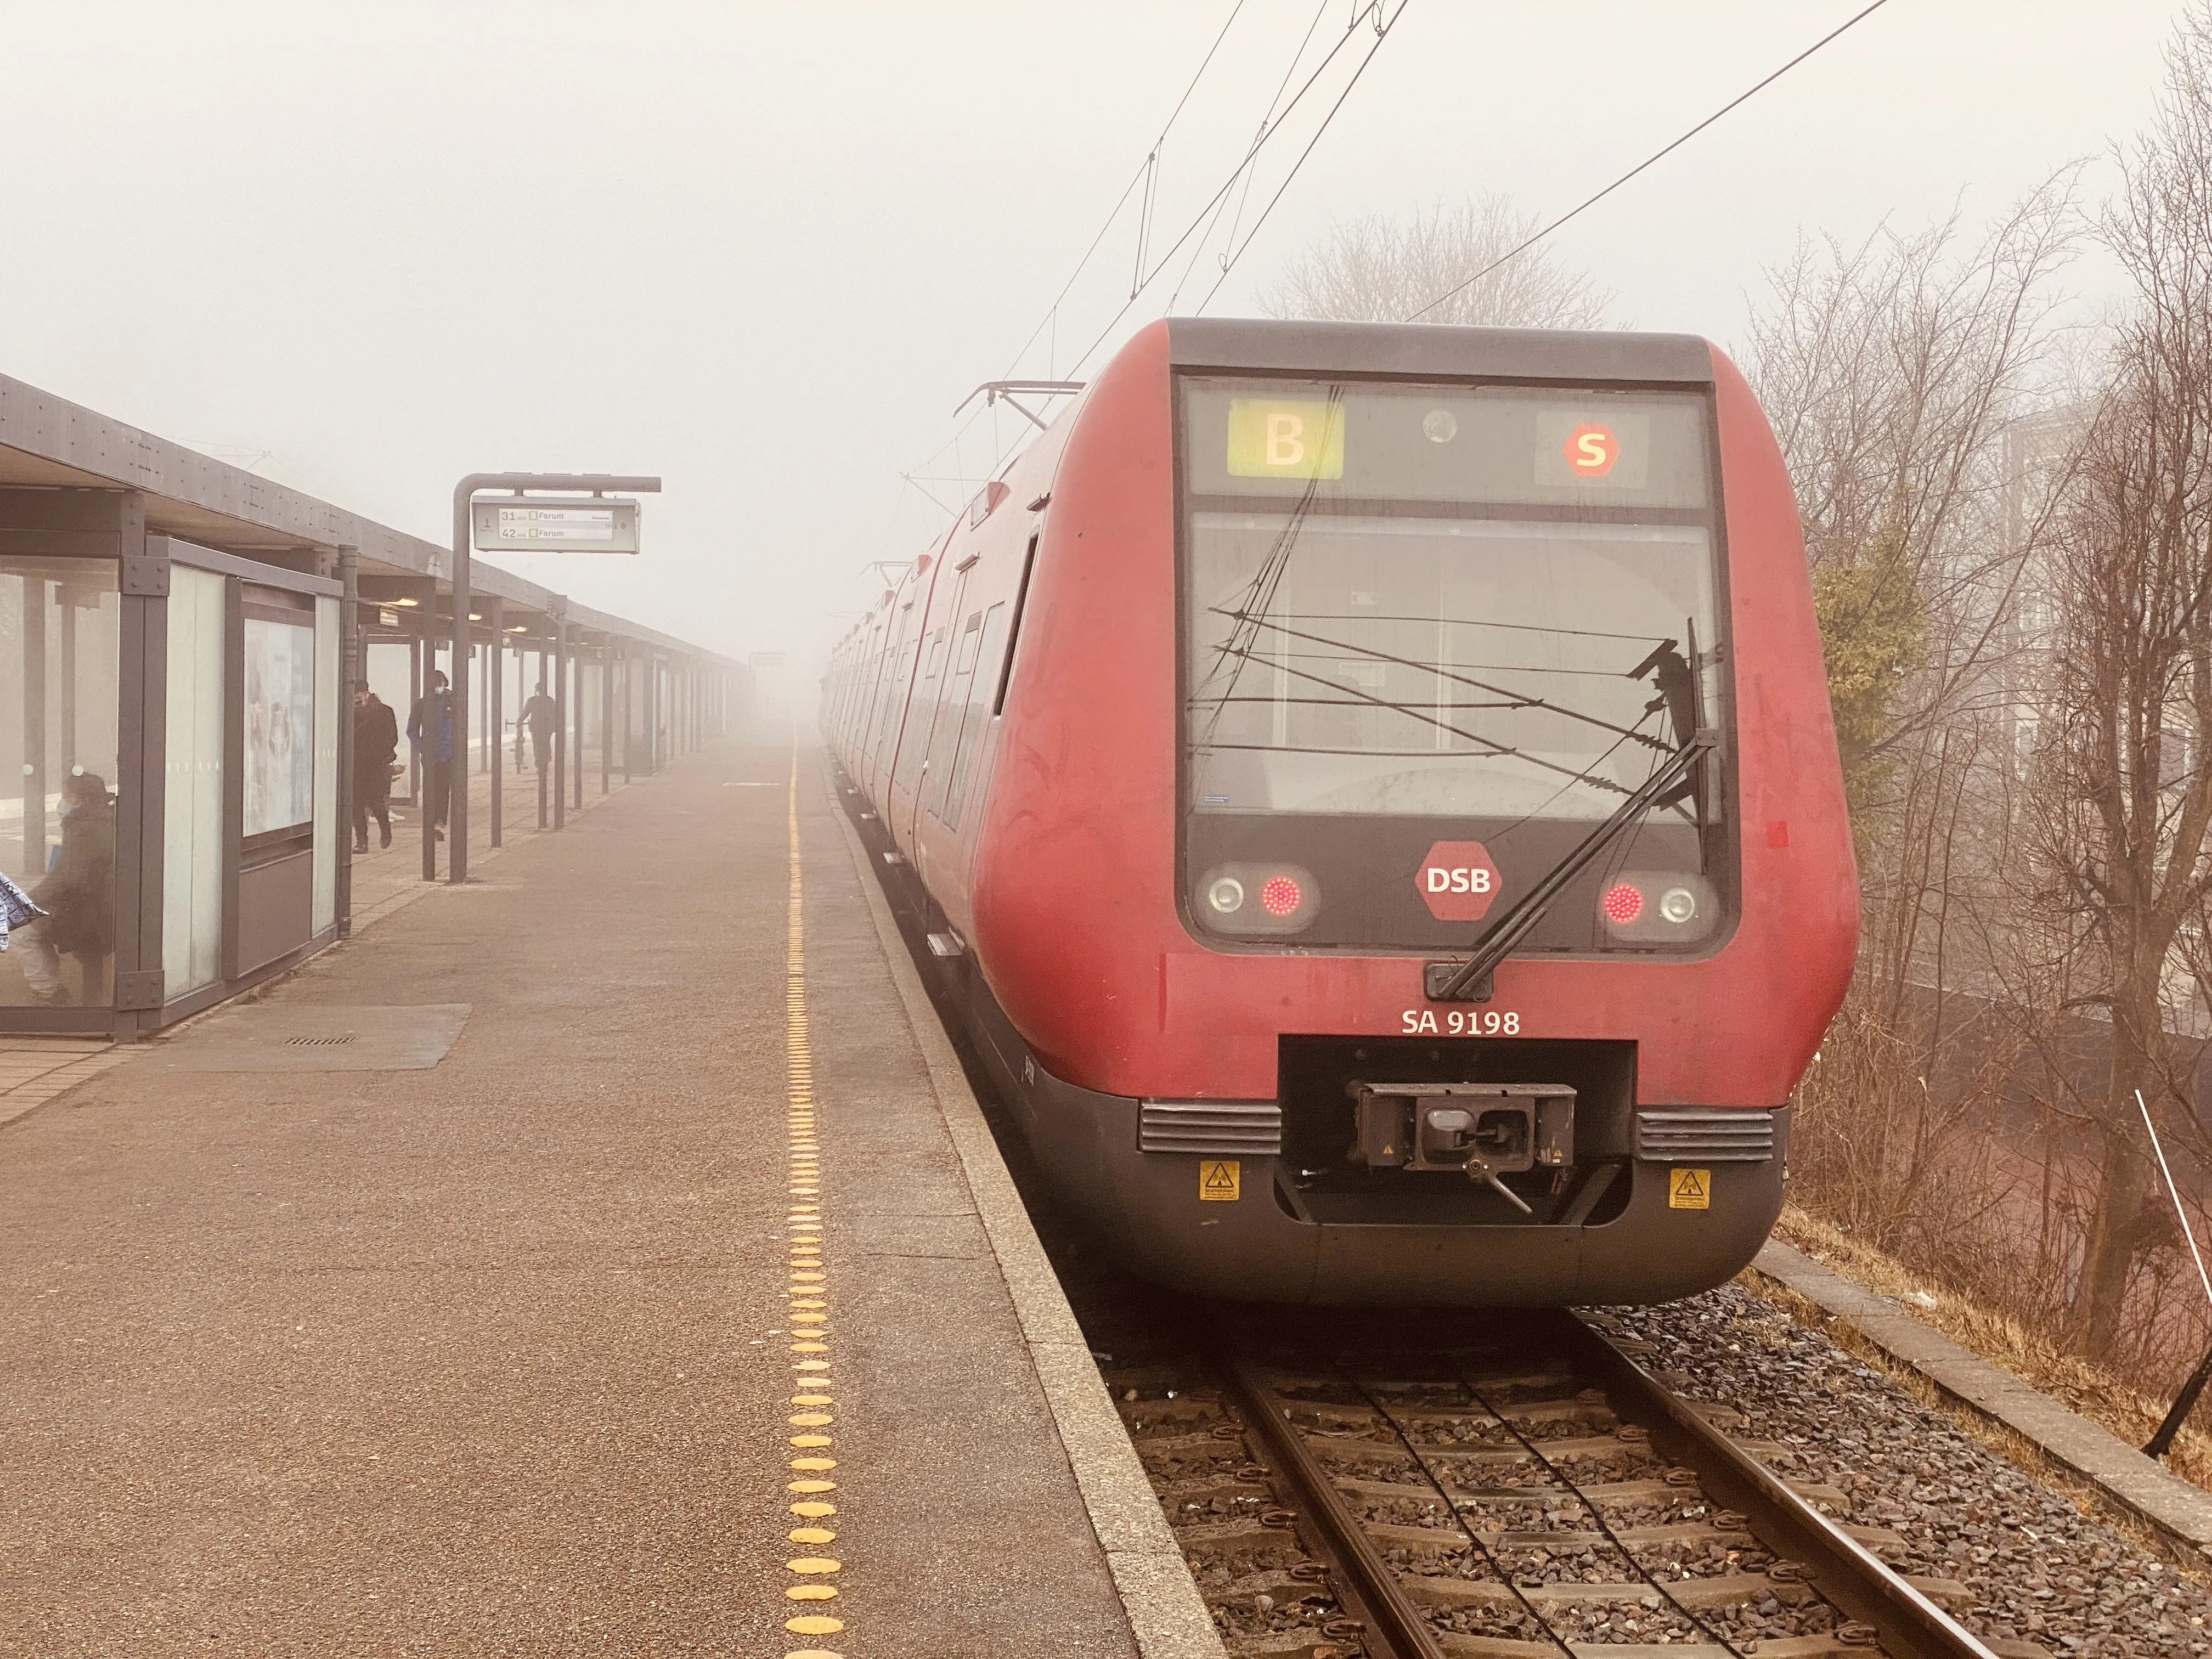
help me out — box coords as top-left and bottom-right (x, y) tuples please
(924, 610), (986, 821)
(992, 532), (1040, 716)
(954, 610), (985, 675)
(943, 601), (1009, 831)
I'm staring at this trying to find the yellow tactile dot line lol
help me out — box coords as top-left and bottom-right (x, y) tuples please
(779, 745), (845, 1659)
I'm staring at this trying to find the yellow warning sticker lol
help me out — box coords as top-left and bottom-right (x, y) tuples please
(1668, 1167), (1711, 1210)
(1200, 1159), (1242, 1202)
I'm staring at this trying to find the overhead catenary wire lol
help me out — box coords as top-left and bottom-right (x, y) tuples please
(1164, 0), (1336, 314)
(910, 0), (1398, 530)
(1405, 0), (1895, 321)
(885, 0), (1401, 555)
(1066, 0), (1409, 376)
(1192, 0), (1410, 315)
(996, 0), (1250, 382)
(895, 1), (1254, 538)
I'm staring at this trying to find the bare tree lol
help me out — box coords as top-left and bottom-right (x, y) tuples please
(1747, 183), (2079, 810)
(1745, 183), (2091, 1350)
(1260, 196), (1609, 328)
(2028, 5), (2212, 1356)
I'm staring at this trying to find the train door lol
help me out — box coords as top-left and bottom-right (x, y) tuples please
(890, 569), (965, 859)
(864, 591), (923, 799)
(901, 562), (970, 855)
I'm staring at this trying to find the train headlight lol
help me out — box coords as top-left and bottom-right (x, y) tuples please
(1423, 408), (1458, 443)
(1599, 871), (1718, 943)
(1195, 862), (1317, 936)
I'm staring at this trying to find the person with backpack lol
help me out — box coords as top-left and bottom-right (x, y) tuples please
(353, 682), (399, 851)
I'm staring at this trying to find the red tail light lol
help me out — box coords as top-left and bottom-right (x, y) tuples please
(1601, 882), (1643, 923)
(1261, 876), (1302, 916)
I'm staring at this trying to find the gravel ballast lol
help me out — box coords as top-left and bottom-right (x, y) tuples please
(1610, 1284), (2212, 1656)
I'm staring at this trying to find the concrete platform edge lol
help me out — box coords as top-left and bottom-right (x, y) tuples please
(828, 789), (1229, 1659)
(1751, 1238), (2212, 1555)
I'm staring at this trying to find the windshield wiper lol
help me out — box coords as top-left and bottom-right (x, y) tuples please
(1425, 728), (1717, 1004)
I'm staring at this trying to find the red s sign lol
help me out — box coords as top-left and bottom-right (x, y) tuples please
(1564, 424), (1618, 477)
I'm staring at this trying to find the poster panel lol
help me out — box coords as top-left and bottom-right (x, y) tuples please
(243, 617), (316, 837)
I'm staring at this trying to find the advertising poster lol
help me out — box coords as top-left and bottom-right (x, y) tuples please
(243, 617), (315, 836)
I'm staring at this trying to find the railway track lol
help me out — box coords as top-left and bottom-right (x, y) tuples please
(1109, 1309), (2025, 1659)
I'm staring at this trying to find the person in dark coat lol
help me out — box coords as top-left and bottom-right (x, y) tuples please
(19, 772), (116, 1006)
(521, 682), (559, 773)
(353, 684), (399, 851)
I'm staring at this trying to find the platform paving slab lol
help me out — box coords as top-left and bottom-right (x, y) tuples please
(0, 740), (1140, 1658)
(1752, 1238), (2212, 1555)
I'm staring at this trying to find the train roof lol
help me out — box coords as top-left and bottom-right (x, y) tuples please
(1163, 317), (1714, 387)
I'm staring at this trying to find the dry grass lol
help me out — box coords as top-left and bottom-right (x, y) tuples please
(1770, 1204), (2212, 1494)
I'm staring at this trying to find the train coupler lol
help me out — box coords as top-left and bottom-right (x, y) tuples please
(1346, 1082), (1576, 1207)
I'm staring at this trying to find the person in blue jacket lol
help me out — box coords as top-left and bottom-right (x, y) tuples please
(407, 669), (454, 842)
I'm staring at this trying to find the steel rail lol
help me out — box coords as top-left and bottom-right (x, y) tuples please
(1548, 1309), (2001, 1659)
(1214, 1346), (1452, 1659)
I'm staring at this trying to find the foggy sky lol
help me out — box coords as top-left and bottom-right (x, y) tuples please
(0, 2), (2183, 695)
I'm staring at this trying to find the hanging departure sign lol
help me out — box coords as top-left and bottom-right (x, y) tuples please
(471, 496), (642, 554)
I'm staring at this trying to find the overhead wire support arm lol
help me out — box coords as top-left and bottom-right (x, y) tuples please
(951, 380), (1087, 432)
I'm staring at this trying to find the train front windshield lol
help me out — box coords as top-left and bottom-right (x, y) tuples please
(1178, 376), (1732, 953)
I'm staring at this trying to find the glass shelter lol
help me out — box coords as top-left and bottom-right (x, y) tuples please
(1, 518), (341, 1034)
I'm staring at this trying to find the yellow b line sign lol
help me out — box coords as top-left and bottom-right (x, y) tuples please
(1226, 399), (1345, 479)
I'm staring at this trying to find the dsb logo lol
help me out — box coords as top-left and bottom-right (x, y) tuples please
(1427, 867), (1492, 894)
(1417, 840), (1500, 922)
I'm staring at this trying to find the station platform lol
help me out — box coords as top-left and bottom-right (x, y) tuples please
(0, 742), (1205, 1658)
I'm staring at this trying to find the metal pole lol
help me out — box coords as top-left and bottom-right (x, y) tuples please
(601, 646), (612, 795)
(448, 517), (470, 884)
(448, 472), (658, 883)
(407, 633), (422, 811)
(622, 647), (633, 783)
(487, 594), (504, 848)
(420, 600), (439, 882)
(337, 546), (358, 938)
(573, 646), (585, 810)
(22, 575), (47, 877)
(552, 601), (568, 831)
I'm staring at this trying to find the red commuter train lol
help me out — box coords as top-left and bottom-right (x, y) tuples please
(825, 318), (1855, 1306)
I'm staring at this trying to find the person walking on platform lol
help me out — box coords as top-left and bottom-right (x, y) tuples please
(407, 669), (454, 842)
(353, 683), (399, 851)
(18, 772), (116, 1006)
(521, 681), (558, 772)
